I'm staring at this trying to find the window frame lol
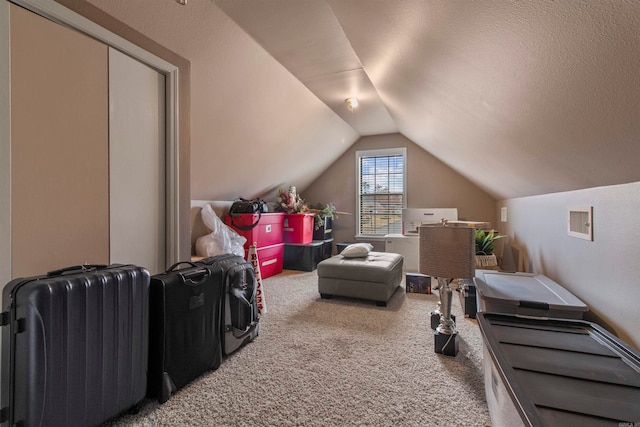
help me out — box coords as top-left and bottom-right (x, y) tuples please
(355, 147), (407, 239)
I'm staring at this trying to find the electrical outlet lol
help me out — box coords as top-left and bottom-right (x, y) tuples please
(500, 207), (508, 222)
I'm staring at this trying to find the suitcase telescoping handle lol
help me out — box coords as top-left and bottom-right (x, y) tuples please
(166, 262), (211, 285)
(166, 261), (201, 271)
(47, 264), (108, 277)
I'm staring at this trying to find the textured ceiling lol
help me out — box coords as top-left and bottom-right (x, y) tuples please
(214, 0), (397, 136)
(86, 0), (640, 201)
(215, 0), (640, 200)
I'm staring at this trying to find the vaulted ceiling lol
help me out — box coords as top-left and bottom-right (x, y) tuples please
(87, 0), (640, 201)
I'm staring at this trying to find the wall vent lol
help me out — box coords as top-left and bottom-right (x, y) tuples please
(568, 206), (593, 241)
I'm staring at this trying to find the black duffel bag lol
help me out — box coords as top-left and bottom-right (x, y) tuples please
(229, 198), (268, 230)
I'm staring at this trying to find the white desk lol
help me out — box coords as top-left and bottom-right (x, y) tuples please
(384, 233), (420, 272)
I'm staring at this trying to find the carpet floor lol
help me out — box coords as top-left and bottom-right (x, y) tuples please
(108, 269), (492, 426)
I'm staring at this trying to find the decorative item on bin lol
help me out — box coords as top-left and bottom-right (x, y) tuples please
(276, 186), (350, 231)
(275, 186), (309, 214)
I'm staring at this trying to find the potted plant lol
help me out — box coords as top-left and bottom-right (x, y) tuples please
(475, 229), (505, 269)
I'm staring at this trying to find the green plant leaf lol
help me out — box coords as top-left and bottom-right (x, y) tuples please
(475, 229), (504, 255)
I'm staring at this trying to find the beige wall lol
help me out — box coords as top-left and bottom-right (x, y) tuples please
(303, 133), (497, 251)
(498, 181), (640, 350)
(11, 4), (109, 276)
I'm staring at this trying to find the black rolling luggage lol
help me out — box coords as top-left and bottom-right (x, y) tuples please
(148, 262), (224, 403)
(198, 254), (260, 356)
(0, 264), (150, 427)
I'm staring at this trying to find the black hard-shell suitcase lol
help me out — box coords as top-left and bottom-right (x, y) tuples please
(0, 264), (150, 427)
(148, 262), (224, 403)
(198, 254), (260, 356)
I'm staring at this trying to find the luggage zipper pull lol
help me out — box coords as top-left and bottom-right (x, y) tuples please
(14, 318), (25, 334)
(0, 311), (8, 327)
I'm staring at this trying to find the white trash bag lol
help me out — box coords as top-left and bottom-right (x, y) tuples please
(195, 204), (246, 258)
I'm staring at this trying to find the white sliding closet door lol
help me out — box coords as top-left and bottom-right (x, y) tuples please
(109, 48), (166, 274)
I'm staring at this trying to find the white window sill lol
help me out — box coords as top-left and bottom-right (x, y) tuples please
(355, 235), (387, 242)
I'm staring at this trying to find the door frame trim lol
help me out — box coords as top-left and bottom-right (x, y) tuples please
(0, 2), (10, 285)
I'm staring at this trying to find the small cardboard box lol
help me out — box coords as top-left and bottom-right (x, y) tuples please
(406, 273), (432, 294)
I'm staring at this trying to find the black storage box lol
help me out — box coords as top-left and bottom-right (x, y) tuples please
(284, 240), (325, 271)
(321, 238), (333, 260)
(457, 278), (477, 318)
(477, 312), (640, 427)
(312, 217), (333, 241)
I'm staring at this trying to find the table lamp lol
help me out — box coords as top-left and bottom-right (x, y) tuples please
(419, 223), (475, 356)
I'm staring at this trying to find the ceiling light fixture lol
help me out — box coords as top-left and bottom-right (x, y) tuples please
(345, 97), (359, 112)
(175, 0), (187, 5)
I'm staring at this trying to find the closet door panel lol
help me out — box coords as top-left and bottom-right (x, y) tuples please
(10, 4), (109, 277)
(109, 48), (166, 274)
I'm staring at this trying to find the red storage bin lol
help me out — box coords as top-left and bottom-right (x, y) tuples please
(283, 213), (314, 244)
(225, 212), (285, 249)
(244, 243), (284, 279)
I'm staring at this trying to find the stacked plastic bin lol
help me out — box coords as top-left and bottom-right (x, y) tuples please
(224, 213), (285, 279)
(313, 216), (334, 260)
(283, 213), (333, 271)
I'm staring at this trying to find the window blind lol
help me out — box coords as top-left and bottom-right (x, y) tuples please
(359, 154), (404, 235)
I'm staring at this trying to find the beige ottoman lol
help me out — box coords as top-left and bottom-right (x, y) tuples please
(317, 252), (403, 306)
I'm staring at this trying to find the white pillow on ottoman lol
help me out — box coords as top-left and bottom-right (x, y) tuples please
(341, 243), (373, 258)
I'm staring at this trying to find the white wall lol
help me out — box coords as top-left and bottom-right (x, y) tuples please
(498, 181), (640, 350)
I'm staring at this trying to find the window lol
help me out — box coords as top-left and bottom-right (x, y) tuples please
(356, 148), (406, 238)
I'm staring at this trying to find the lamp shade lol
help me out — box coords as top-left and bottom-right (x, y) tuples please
(419, 225), (475, 279)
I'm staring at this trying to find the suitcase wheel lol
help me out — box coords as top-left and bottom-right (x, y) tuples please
(129, 401), (144, 415)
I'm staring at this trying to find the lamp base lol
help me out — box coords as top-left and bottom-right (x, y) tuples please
(430, 311), (456, 330)
(434, 331), (459, 356)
